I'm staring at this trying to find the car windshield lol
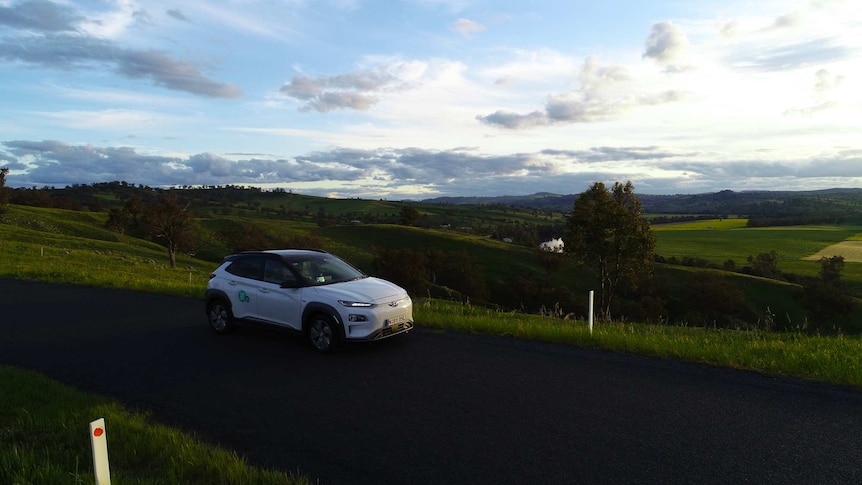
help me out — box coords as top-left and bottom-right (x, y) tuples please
(286, 254), (366, 286)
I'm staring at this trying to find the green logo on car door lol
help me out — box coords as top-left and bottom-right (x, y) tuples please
(238, 290), (250, 303)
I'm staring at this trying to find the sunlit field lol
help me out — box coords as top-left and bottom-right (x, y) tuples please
(653, 218), (862, 280)
(804, 241), (862, 263)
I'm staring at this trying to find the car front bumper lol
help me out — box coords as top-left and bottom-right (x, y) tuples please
(344, 318), (414, 341)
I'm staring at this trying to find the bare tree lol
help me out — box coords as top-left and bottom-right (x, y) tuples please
(144, 194), (197, 268)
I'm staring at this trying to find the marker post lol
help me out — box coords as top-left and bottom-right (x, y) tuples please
(89, 418), (111, 485)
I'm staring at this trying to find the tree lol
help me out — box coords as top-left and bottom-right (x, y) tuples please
(371, 247), (429, 295)
(746, 251), (780, 279)
(105, 196), (145, 236)
(818, 255), (845, 285)
(399, 205), (420, 226)
(219, 221), (269, 252)
(0, 167), (9, 214)
(564, 181), (655, 321)
(143, 194), (197, 268)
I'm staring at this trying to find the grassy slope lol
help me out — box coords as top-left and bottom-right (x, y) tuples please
(0, 206), (211, 297)
(0, 366), (311, 485)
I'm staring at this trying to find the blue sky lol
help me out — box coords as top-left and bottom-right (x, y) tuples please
(0, 0), (860, 199)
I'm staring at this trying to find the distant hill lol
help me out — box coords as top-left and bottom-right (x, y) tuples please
(423, 188), (862, 219)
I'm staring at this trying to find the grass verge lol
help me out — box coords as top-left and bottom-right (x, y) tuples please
(415, 300), (862, 388)
(0, 366), (311, 485)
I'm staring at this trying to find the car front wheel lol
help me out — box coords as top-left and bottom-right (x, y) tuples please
(208, 300), (235, 334)
(308, 314), (340, 353)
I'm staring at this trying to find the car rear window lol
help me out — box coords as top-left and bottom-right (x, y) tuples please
(226, 257), (264, 280)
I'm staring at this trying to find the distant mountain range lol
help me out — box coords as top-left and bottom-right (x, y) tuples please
(422, 188), (862, 216)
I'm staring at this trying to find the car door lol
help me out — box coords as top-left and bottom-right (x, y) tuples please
(256, 258), (304, 330)
(223, 256), (265, 319)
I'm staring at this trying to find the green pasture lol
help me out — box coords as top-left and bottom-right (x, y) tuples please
(652, 218), (748, 230)
(0, 206), (211, 298)
(654, 219), (862, 278)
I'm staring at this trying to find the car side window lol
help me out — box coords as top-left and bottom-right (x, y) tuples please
(225, 256), (264, 280)
(264, 259), (296, 285)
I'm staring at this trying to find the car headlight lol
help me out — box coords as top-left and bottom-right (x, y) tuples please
(338, 300), (373, 307)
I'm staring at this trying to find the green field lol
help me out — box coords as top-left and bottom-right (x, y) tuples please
(654, 218), (862, 281)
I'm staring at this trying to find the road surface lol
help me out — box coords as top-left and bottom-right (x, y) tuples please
(2, 278), (860, 484)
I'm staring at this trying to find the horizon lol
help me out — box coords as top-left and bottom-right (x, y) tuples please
(1, 1), (860, 199)
(5, 179), (862, 202)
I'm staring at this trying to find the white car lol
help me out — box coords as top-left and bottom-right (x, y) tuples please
(205, 249), (414, 352)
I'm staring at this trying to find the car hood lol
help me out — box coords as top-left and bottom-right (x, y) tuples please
(311, 277), (407, 304)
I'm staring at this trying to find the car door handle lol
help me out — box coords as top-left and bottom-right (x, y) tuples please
(227, 280), (238, 286)
(259, 288), (270, 294)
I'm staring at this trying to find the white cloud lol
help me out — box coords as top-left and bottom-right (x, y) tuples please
(449, 18), (484, 39)
(643, 21), (690, 65)
(477, 56), (685, 129)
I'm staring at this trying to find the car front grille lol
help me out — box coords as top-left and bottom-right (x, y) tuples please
(376, 320), (414, 339)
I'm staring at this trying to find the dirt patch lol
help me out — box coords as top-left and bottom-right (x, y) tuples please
(803, 241), (862, 263)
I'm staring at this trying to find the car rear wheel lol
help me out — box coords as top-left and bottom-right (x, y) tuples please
(308, 314), (340, 353)
(208, 300), (235, 334)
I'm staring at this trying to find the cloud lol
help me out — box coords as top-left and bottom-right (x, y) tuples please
(813, 68), (844, 93)
(0, 1), (239, 98)
(0, 0), (80, 32)
(771, 11), (803, 29)
(643, 21), (689, 64)
(166, 9), (189, 22)
(4, 140), (861, 198)
(2, 141), (558, 190)
(727, 37), (855, 72)
(450, 18), (485, 39)
(279, 64), (416, 112)
(0, 33), (240, 98)
(117, 50), (240, 98)
(783, 69), (845, 117)
(3, 140), (181, 185)
(542, 146), (683, 162)
(477, 57), (685, 129)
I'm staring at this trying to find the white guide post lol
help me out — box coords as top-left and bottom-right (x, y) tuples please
(588, 290), (594, 335)
(89, 418), (111, 485)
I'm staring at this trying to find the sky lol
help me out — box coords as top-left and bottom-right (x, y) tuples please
(0, 0), (860, 199)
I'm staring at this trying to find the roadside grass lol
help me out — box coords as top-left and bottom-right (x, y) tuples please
(0, 366), (311, 485)
(415, 300), (862, 388)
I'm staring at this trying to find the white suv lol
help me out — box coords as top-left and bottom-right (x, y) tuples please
(205, 249), (414, 352)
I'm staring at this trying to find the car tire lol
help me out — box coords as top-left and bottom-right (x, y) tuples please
(208, 299), (235, 334)
(307, 314), (340, 353)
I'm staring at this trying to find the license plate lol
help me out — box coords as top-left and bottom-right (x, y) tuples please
(385, 315), (406, 327)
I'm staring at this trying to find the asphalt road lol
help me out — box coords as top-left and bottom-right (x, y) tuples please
(2, 277), (861, 484)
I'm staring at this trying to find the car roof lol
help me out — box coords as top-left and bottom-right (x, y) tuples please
(225, 249), (329, 261)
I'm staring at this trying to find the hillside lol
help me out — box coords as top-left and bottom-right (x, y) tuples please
(2, 183), (861, 334)
(423, 188), (862, 223)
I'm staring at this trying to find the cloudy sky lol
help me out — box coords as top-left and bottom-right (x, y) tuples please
(0, 0), (860, 199)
